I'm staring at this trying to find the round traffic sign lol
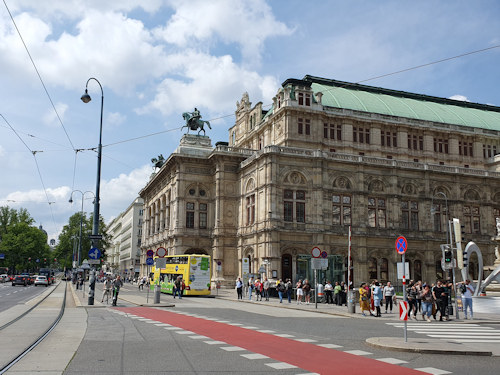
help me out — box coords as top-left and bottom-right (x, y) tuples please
(311, 247), (321, 258)
(156, 247), (167, 257)
(146, 258), (154, 266)
(320, 251), (328, 259)
(395, 236), (408, 254)
(146, 249), (154, 257)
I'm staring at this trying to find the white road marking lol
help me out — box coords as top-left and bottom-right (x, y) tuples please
(220, 346), (246, 351)
(257, 329), (275, 333)
(376, 358), (408, 364)
(164, 327), (182, 330)
(265, 362), (298, 370)
(204, 340), (226, 345)
(343, 350), (372, 356)
(240, 353), (269, 359)
(274, 333), (295, 338)
(175, 330), (195, 335)
(414, 367), (451, 375)
(188, 335), (208, 339)
(317, 343), (342, 349)
(295, 338), (318, 343)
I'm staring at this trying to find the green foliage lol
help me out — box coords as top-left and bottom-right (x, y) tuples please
(0, 207), (51, 273)
(54, 212), (109, 269)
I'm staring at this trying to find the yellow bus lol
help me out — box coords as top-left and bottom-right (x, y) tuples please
(151, 254), (211, 296)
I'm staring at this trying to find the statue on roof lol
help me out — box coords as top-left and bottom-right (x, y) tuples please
(182, 108), (212, 136)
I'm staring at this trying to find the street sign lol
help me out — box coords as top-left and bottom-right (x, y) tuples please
(88, 259), (100, 265)
(155, 257), (166, 269)
(156, 247), (167, 257)
(395, 236), (407, 254)
(88, 234), (103, 240)
(311, 247), (321, 258)
(397, 262), (410, 280)
(399, 301), (408, 321)
(0, 253), (4, 260)
(146, 249), (154, 258)
(88, 247), (101, 260)
(311, 258), (328, 270)
(320, 251), (328, 259)
(146, 257), (154, 266)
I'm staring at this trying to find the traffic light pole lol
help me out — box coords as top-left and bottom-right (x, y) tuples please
(448, 219), (459, 320)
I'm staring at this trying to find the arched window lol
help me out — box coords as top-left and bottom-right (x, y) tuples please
(368, 257), (377, 280)
(380, 258), (388, 281)
(414, 260), (422, 281)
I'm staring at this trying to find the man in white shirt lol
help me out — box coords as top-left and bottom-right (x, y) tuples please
(461, 279), (475, 319)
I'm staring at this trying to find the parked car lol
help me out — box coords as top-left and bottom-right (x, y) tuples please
(12, 275), (28, 286)
(34, 275), (48, 287)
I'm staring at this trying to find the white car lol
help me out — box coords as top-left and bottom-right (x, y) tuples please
(34, 275), (48, 287)
(0, 274), (9, 283)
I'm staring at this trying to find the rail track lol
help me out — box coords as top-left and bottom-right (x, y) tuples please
(0, 280), (67, 374)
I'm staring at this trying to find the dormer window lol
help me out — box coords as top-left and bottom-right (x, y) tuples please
(298, 92), (311, 106)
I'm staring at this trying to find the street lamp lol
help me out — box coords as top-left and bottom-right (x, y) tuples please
(81, 77), (104, 306)
(69, 190), (95, 268)
(431, 191), (459, 320)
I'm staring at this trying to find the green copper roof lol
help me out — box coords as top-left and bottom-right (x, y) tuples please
(301, 76), (500, 131)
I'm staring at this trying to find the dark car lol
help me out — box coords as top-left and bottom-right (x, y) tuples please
(20, 274), (33, 285)
(12, 275), (28, 286)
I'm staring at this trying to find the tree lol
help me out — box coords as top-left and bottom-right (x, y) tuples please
(54, 212), (109, 269)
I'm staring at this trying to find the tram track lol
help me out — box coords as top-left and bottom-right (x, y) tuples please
(0, 280), (67, 374)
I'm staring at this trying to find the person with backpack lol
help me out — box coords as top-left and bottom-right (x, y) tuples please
(277, 279), (286, 303)
(303, 279), (312, 304)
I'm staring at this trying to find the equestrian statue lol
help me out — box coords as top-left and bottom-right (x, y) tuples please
(182, 108), (211, 136)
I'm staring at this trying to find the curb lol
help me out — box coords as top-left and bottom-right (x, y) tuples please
(365, 337), (493, 356)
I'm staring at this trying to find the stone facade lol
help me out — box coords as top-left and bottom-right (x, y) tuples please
(140, 76), (500, 287)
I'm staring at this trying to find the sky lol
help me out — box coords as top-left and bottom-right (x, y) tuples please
(1, 0), (499, 243)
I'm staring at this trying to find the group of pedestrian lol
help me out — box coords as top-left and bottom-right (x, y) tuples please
(323, 281), (347, 305)
(358, 278), (474, 321)
(101, 274), (123, 306)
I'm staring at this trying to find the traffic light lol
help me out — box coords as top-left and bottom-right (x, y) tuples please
(444, 249), (452, 263)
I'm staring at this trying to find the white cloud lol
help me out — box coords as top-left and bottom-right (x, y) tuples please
(140, 51), (279, 116)
(100, 164), (151, 214)
(106, 112), (126, 128)
(43, 102), (68, 127)
(156, 0), (293, 66)
(449, 95), (469, 102)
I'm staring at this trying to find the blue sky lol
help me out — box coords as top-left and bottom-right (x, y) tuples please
(1, 0), (499, 241)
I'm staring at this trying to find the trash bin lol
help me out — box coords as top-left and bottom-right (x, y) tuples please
(154, 284), (161, 304)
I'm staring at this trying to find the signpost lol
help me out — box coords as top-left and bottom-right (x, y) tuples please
(396, 235), (408, 342)
(146, 250), (154, 303)
(311, 247), (327, 309)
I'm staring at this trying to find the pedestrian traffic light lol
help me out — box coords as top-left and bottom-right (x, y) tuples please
(444, 249), (452, 263)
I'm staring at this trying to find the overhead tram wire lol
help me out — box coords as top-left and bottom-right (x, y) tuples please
(0, 114), (58, 233)
(3, 0), (81, 195)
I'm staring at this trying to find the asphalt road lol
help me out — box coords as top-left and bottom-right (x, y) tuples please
(0, 282), (47, 313)
(63, 288), (500, 375)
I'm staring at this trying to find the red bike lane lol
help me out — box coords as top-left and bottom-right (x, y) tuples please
(118, 307), (426, 375)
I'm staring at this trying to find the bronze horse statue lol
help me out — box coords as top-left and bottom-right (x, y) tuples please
(182, 112), (211, 136)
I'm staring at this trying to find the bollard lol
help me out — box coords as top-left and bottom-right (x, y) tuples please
(154, 284), (161, 304)
(348, 290), (356, 313)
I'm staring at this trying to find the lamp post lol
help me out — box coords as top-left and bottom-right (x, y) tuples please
(69, 190), (95, 268)
(431, 191), (459, 320)
(81, 77), (104, 306)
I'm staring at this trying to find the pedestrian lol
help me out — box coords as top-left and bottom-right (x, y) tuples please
(324, 280), (334, 304)
(420, 284), (434, 322)
(459, 279), (474, 320)
(415, 280), (423, 313)
(138, 275), (144, 290)
(277, 279), (285, 303)
(373, 282), (383, 317)
(112, 275), (123, 306)
(101, 276), (112, 303)
(296, 279), (303, 304)
(359, 282), (370, 316)
(255, 278), (263, 301)
(263, 277), (270, 301)
(236, 277), (243, 299)
(248, 276), (254, 301)
(383, 281), (395, 313)
(407, 282), (418, 320)
(286, 278), (293, 303)
(180, 278), (185, 297)
(173, 276), (182, 299)
(333, 281), (341, 305)
(432, 280), (448, 321)
(303, 279), (311, 304)
(340, 281), (347, 305)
